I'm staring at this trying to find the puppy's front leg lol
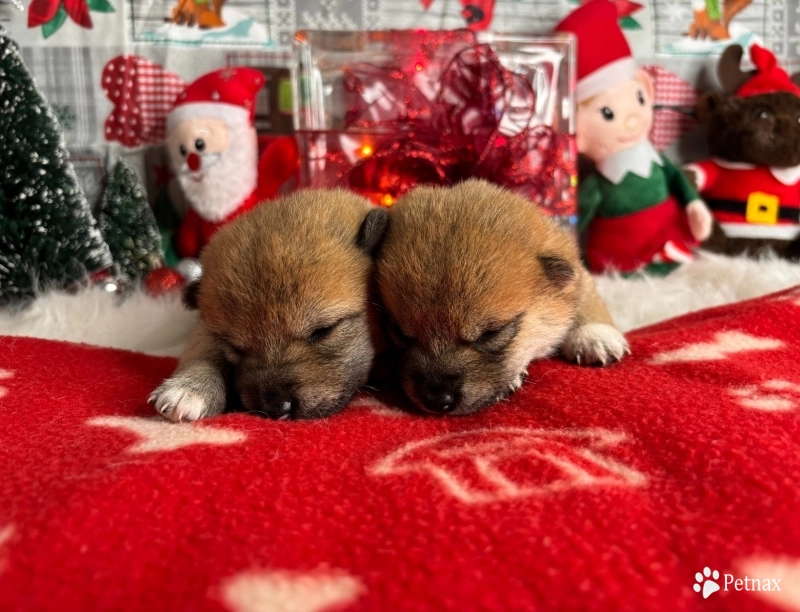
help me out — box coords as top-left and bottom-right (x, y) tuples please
(149, 320), (227, 422)
(560, 269), (630, 366)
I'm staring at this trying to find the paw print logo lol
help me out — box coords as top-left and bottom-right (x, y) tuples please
(693, 567), (721, 599)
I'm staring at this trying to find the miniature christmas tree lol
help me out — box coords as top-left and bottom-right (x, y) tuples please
(99, 160), (163, 281)
(153, 183), (182, 269)
(0, 35), (111, 304)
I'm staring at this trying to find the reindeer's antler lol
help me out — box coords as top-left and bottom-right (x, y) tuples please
(718, 44), (755, 94)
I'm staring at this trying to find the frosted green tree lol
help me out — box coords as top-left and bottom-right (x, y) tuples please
(0, 35), (111, 304)
(99, 160), (163, 280)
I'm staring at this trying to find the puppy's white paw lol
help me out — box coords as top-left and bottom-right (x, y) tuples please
(149, 375), (224, 422)
(509, 370), (528, 393)
(561, 323), (629, 366)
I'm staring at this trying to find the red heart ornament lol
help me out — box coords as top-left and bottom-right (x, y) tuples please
(644, 64), (700, 152)
(102, 55), (186, 148)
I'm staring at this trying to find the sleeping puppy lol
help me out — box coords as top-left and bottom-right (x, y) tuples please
(375, 179), (628, 416)
(150, 189), (388, 421)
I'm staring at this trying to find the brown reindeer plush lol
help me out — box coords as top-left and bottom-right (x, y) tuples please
(685, 44), (800, 259)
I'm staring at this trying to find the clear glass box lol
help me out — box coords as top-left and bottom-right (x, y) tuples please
(292, 29), (576, 224)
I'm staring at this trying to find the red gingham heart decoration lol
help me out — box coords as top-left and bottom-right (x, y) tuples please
(102, 55), (186, 148)
(644, 65), (700, 152)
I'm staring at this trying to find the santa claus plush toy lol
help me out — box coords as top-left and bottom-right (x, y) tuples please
(555, 0), (713, 274)
(166, 67), (298, 260)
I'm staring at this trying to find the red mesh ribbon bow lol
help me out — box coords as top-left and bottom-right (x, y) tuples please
(336, 37), (572, 214)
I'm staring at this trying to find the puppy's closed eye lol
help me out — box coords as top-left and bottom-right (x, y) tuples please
(307, 313), (361, 345)
(473, 316), (521, 353)
(387, 319), (413, 348)
(476, 327), (503, 344)
(218, 338), (245, 364)
(308, 322), (338, 344)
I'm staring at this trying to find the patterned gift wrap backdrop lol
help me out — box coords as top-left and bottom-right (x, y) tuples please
(129, 0), (271, 46)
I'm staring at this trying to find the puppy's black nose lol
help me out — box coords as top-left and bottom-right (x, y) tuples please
(418, 376), (462, 414)
(421, 389), (458, 413)
(259, 387), (297, 420)
(265, 399), (293, 420)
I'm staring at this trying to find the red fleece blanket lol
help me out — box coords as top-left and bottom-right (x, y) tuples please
(1, 288), (799, 612)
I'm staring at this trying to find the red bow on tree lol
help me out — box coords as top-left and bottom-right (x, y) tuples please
(28, 0), (114, 38)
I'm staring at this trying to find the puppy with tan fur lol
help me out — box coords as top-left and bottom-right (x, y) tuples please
(376, 179), (628, 416)
(150, 189), (388, 421)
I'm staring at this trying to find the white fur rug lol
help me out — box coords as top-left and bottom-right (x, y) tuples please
(1, 251), (799, 358)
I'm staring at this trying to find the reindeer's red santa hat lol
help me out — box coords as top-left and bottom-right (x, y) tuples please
(735, 44), (800, 98)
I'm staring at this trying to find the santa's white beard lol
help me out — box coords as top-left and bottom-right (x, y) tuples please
(177, 123), (258, 223)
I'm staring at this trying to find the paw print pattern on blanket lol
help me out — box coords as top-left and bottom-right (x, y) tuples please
(649, 331), (783, 365)
(737, 556), (800, 610)
(0, 524), (14, 574)
(86, 415), (246, 453)
(220, 569), (364, 612)
(731, 380), (800, 411)
(0, 369), (11, 399)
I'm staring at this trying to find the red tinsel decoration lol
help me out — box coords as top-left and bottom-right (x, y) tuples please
(334, 32), (574, 215)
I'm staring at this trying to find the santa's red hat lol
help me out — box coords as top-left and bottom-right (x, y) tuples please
(167, 67), (265, 133)
(554, 0), (636, 103)
(736, 44), (800, 98)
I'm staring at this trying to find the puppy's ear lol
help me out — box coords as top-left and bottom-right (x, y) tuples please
(182, 280), (201, 310)
(539, 254), (575, 289)
(356, 207), (389, 255)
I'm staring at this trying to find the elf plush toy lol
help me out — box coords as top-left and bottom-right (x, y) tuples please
(166, 67), (298, 259)
(684, 44), (800, 258)
(555, 0), (713, 274)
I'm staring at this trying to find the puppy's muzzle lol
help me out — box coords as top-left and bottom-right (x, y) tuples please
(413, 371), (463, 414)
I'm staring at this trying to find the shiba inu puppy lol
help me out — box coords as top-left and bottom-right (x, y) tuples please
(150, 189), (388, 421)
(375, 179), (628, 415)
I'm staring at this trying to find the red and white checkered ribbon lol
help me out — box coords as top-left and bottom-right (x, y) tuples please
(644, 64), (699, 152)
(102, 55), (186, 148)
